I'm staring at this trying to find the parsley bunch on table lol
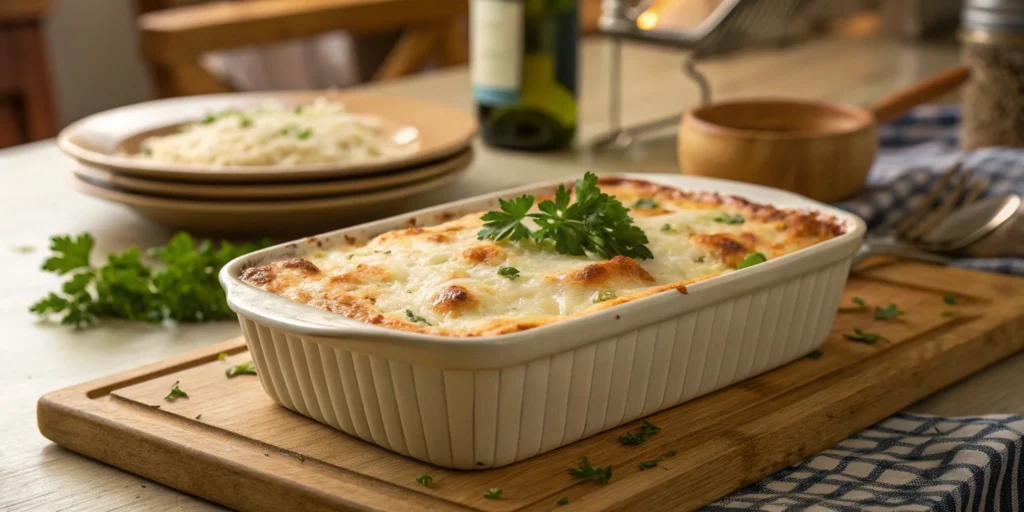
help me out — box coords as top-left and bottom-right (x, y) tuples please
(30, 232), (272, 329)
(478, 172), (653, 260)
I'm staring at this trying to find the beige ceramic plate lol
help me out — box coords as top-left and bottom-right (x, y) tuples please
(72, 149), (473, 200)
(58, 92), (477, 183)
(69, 163), (471, 236)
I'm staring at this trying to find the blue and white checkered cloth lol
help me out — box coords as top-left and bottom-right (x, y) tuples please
(707, 413), (1024, 511)
(832, 105), (1024, 275)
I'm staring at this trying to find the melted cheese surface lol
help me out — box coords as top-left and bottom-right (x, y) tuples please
(241, 179), (843, 336)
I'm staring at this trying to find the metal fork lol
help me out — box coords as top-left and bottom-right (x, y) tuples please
(851, 162), (989, 266)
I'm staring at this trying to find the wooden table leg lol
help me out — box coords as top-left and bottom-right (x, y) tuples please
(10, 22), (56, 141)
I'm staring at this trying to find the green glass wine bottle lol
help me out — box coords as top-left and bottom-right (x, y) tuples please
(471, 0), (578, 151)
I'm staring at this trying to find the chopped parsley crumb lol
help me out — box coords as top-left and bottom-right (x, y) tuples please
(593, 290), (616, 303)
(638, 450), (677, 470)
(695, 256), (705, 263)
(484, 488), (502, 500)
(239, 117), (253, 128)
(294, 105), (304, 114)
(297, 129), (313, 140)
(619, 419), (660, 445)
(201, 114), (217, 125)
(570, 457), (612, 484)
(405, 310), (431, 325)
(712, 213), (745, 225)
(808, 350), (824, 360)
(660, 223), (673, 232)
(11, 245), (35, 254)
(225, 361), (257, 377)
(839, 296), (868, 312)
(844, 328), (889, 345)
(633, 198), (658, 209)
(497, 266), (520, 280)
(165, 381), (188, 401)
(873, 304), (904, 321)
(943, 292), (957, 305)
(736, 252), (767, 269)
(415, 474), (432, 487)
(217, 352), (227, 361)
(558, 496), (569, 506)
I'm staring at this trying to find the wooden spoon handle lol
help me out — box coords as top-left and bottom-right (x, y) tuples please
(869, 66), (970, 124)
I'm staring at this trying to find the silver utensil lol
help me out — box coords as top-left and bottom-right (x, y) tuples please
(851, 163), (1020, 266)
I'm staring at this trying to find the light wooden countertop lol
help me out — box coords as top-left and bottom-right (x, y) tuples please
(2, 34), (1022, 511)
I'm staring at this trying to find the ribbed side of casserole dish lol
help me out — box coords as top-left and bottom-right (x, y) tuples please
(221, 173), (866, 469)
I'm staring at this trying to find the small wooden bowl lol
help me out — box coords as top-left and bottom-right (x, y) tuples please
(678, 99), (876, 203)
(678, 66), (970, 203)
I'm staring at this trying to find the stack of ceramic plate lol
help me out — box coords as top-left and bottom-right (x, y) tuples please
(57, 92), (477, 235)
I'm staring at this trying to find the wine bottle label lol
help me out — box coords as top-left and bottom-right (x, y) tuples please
(470, 0), (524, 106)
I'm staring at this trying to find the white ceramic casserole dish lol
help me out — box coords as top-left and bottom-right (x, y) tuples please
(220, 173), (866, 469)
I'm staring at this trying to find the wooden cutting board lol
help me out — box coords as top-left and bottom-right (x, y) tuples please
(37, 261), (1024, 512)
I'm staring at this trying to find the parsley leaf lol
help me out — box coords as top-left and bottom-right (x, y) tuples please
(165, 381), (188, 401)
(31, 232), (272, 329)
(297, 128), (313, 140)
(632, 198), (658, 209)
(478, 173), (653, 260)
(639, 450), (677, 470)
(713, 213), (745, 225)
(217, 352), (228, 361)
(570, 457), (612, 484)
(226, 361), (257, 378)
(405, 310), (431, 325)
(619, 419), (660, 445)
(660, 223), (674, 232)
(42, 234), (94, 274)
(873, 304), (904, 321)
(839, 296), (868, 313)
(415, 474), (433, 487)
(497, 266), (520, 280)
(844, 328), (890, 344)
(808, 349), (824, 360)
(239, 117), (253, 128)
(943, 292), (957, 305)
(557, 496), (569, 506)
(736, 252), (767, 269)
(484, 488), (502, 500)
(592, 290), (616, 303)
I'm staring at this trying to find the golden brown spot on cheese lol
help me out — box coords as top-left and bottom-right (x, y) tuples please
(690, 233), (751, 267)
(240, 265), (275, 286)
(329, 263), (391, 284)
(426, 233), (449, 243)
(461, 244), (505, 265)
(563, 256), (655, 288)
(430, 285), (478, 315)
(281, 258), (320, 274)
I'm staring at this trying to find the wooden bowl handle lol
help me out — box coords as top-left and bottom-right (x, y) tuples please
(869, 66), (970, 124)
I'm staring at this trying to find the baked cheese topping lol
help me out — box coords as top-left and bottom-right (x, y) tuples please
(240, 178), (844, 337)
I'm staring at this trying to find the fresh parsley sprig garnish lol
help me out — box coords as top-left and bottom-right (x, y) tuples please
(570, 457), (612, 484)
(619, 419), (660, 445)
(226, 361), (257, 378)
(29, 233), (273, 329)
(478, 173), (653, 260)
(415, 474), (433, 487)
